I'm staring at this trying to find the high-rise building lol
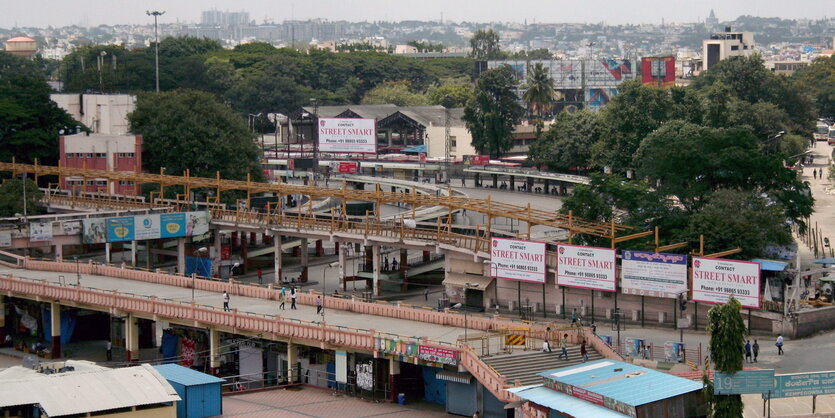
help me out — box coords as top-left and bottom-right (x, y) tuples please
(702, 27), (755, 71)
(201, 10), (223, 26)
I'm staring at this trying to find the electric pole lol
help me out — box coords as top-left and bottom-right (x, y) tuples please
(146, 10), (165, 93)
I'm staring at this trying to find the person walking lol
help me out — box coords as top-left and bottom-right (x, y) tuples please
(278, 290), (286, 310)
(814, 169), (818, 180)
(290, 288), (297, 310)
(106, 339), (112, 361)
(316, 296), (322, 314)
(257, 268), (263, 284)
(571, 308), (578, 325)
(776, 334), (784, 355)
(753, 340), (759, 362)
(744, 340), (752, 363)
(223, 291), (230, 312)
(580, 339), (588, 363)
(559, 334), (569, 360)
(384, 256), (389, 272)
(542, 339), (552, 353)
(424, 287), (429, 301)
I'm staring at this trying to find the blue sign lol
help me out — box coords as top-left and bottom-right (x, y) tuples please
(106, 217), (135, 242)
(160, 213), (186, 238)
(765, 371), (835, 399)
(715, 370), (775, 395)
(599, 335), (612, 346)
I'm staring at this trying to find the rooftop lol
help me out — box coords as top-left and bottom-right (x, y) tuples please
(6, 36), (36, 43)
(153, 363), (225, 386)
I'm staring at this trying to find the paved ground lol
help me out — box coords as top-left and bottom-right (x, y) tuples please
(221, 386), (447, 417)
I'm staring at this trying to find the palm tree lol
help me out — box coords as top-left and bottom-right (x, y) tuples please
(522, 63), (555, 120)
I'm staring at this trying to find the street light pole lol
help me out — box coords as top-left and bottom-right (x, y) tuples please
(74, 256), (80, 285)
(146, 10), (165, 93)
(310, 98), (319, 181)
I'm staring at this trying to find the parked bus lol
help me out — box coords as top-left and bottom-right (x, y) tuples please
(815, 122), (830, 141)
(829, 126), (835, 145)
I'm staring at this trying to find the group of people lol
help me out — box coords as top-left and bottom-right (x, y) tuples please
(542, 331), (589, 363)
(222, 287), (299, 312)
(382, 256), (399, 272)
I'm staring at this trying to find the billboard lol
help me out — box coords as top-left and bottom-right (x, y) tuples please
(29, 222), (53, 242)
(134, 214), (161, 241)
(0, 232), (11, 247)
(185, 211), (210, 237)
(621, 251), (688, 298)
(107, 217), (135, 242)
(641, 56), (676, 88)
(318, 118), (377, 154)
(490, 237), (547, 283)
(487, 59), (634, 89)
(556, 244), (616, 291)
(82, 218), (107, 244)
(692, 257), (761, 309)
(160, 213), (186, 238)
(331, 161), (359, 174)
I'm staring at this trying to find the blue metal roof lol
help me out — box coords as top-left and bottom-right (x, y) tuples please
(508, 385), (628, 417)
(538, 360), (702, 406)
(153, 364), (225, 386)
(751, 259), (788, 272)
(401, 144), (427, 153)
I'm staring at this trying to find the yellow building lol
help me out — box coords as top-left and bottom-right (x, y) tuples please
(3, 36), (37, 58)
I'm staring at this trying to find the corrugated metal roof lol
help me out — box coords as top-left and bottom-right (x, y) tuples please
(0, 363), (180, 416)
(153, 364), (225, 386)
(538, 360), (703, 406)
(507, 385), (629, 417)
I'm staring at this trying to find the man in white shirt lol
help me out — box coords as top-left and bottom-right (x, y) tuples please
(223, 291), (230, 312)
(776, 334), (784, 355)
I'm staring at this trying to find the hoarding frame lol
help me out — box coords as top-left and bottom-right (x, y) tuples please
(556, 244), (617, 292)
(490, 237), (547, 284)
(317, 117), (377, 154)
(621, 250), (688, 299)
(692, 256), (761, 309)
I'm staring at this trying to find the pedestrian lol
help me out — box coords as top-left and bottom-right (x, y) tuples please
(542, 339), (552, 353)
(745, 340), (752, 363)
(753, 340), (759, 362)
(316, 295), (322, 314)
(278, 290), (286, 310)
(106, 339), (112, 361)
(591, 322), (597, 335)
(384, 256), (389, 272)
(290, 288), (297, 310)
(581, 339), (588, 363)
(571, 308), (578, 325)
(462, 177), (466, 187)
(559, 334), (569, 360)
(424, 287), (429, 301)
(776, 334), (784, 355)
(814, 169), (818, 180)
(257, 268), (263, 284)
(223, 291), (230, 312)
(392, 259), (398, 271)
(820, 168), (824, 179)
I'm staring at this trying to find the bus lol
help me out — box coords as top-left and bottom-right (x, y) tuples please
(815, 122), (830, 141)
(830, 126), (835, 146)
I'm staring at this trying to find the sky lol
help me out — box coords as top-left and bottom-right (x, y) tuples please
(2, 0), (835, 28)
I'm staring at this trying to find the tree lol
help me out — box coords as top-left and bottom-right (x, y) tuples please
(462, 66), (523, 158)
(426, 77), (473, 108)
(158, 36), (223, 58)
(128, 90), (263, 183)
(469, 29), (504, 60)
(704, 296), (746, 417)
(528, 110), (599, 171)
(522, 63), (554, 119)
(407, 40), (444, 53)
(793, 55), (835, 118)
(0, 178), (42, 218)
(360, 81), (428, 106)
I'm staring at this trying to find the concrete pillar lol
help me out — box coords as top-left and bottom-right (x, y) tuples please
(334, 241), (340, 255)
(177, 237), (186, 275)
(527, 177), (534, 192)
(287, 342), (298, 383)
(399, 249), (408, 280)
(125, 314), (139, 362)
(372, 244), (381, 296)
(423, 250), (430, 263)
(232, 231), (239, 247)
(50, 302), (61, 358)
(316, 240), (324, 257)
(241, 233), (249, 274)
(105, 242), (112, 264)
(130, 240), (137, 266)
(0, 296), (5, 345)
(658, 311), (667, 324)
(209, 327), (220, 375)
(274, 235), (283, 284)
(250, 232), (257, 245)
(389, 357), (401, 402)
(54, 244), (63, 261)
(544, 179), (550, 194)
(339, 245), (347, 290)
(492, 173), (498, 188)
(213, 229), (222, 276)
(300, 238), (309, 282)
(510, 175), (515, 190)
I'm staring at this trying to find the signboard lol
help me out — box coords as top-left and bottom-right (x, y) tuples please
(664, 341), (684, 362)
(82, 219), (107, 244)
(570, 387), (605, 405)
(185, 211), (210, 236)
(625, 338), (644, 357)
(62, 221), (82, 236)
(641, 56), (676, 88)
(0, 232), (11, 248)
(336, 161), (358, 174)
(160, 213), (186, 238)
(107, 217), (135, 242)
(356, 361), (374, 391)
(490, 237), (547, 283)
(29, 222), (53, 242)
(318, 118), (377, 154)
(335, 351), (348, 384)
(418, 345), (458, 366)
(692, 257), (761, 309)
(621, 251), (688, 298)
(134, 214), (161, 241)
(487, 59), (633, 89)
(556, 244), (616, 291)
(766, 371), (835, 399)
(714, 370), (776, 395)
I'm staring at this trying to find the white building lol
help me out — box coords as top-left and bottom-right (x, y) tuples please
(51, 94), (136, 135)
(702, 27), (755, 71)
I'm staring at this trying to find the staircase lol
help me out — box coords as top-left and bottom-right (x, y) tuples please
(482, 346), (604, 387)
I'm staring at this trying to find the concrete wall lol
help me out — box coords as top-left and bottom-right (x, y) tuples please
(425, 126), (474, 159)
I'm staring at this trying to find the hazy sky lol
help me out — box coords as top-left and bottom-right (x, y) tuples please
(3, 0), (835, 28)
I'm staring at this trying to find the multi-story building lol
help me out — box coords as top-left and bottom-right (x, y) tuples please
(59, 133), (143, 196)
(702, 27), (756, 71)
(50, 94), (135, 135)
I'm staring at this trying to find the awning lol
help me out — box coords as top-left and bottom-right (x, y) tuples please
(814, 257), (835, 265)
(436, 371), (472, 384)
(401, 144), (427, 154)
(507, 385), (628, 417)
(751, 259), (788, 272)
(442, 273), (493, 290)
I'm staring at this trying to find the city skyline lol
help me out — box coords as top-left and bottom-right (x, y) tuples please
(2, 0), (835, 29)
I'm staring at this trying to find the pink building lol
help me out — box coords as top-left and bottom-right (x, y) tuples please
(59, 133), (143, 195)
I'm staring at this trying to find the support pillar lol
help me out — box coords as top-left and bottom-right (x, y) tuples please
(50, 302), (61, 358)
(232, 231), (239, 247)
(177, 237), (186, 275)
(105, 242), (112, 264)
(315, 240), (324, 257)
(399, 249), (408, 280)
(287, 342), (298, 383)
(213, 229), (222, 277)
(0, 297), (5, 346)
(300, 238), (309, 282)
(334, 241), (340, 255)
(423, 250), (430, 263)
(372, 244), (381, 296)
(241, 234), (249, 273)
(250, 232), (257, 245)
(544, 179), (550, 194)
(389, 357), (401, 402)
(209, 327), (220, 375)
(527, 177), (534, 192)
(130, 240), (137, 266)
(492, 173), (498, 188)
(274, 234), (283, 284)
(510, 176), (515, 190)
(125, 314), (139, 362)
(55, 244), (63, 261)
(339, 245), (347, 290)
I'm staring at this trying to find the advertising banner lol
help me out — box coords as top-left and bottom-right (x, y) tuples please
(0, 232), (11, 247)
(418, 345), (458, 366)
(664, 341), (685, 362)
(556, 244), (616, 291)
(692, 257), (761, 309)
(61, 221), (82, 236)
(160, 213), (186, 238)
(336, 161), (359, 174)
(82, 219), (107, 244)
(625, 338), (644, 357)
(134, 214), (161, 240)
(621, 251), (688, 298)
(107, 217), (135, 242)
(490, 237), (547, 283)
(29, 222), (53, 242)
(318, 118), (377, 153)
(714, 370), (776, 395)
(186, 211), (210, 236)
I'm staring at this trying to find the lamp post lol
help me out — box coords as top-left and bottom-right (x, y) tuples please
(74, 256), (80, 285)
(310, 98), (319, 180)
(322, 261), (340, 322)
(453, 302), (469, 341)
(146, 10), (165, 93)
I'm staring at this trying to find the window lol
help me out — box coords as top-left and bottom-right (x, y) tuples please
(85, 153), (93, 158)
(118, 153), (125, 158)
(96, 153), (106, 158)
(86, 180), (94, 185)
(127, 152), (135, 158)
(96, 180), (107, 186)
(66, 153), (74, 158)
(731, 45), (739, 51)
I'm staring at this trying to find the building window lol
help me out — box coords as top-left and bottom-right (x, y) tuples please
(96, 153), (106, 158)
(731, 45), (739, 51)
(85, 153), (93, 158)
(66, 153), (74, 158)
(118, 153), (125, 158)
(127, 152), (135, 158)
(96, 180), (107, 186)
(86, 180), (94, 185)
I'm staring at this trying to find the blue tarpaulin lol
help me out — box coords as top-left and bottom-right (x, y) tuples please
(161, 330), (180, 363)
(41, 306), (77, 345)
(186, 256), (212, 277)
(751, 259), (788, 272)
(401, 144), (427, 154)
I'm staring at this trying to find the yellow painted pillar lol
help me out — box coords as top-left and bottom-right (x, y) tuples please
(50, 302), (61, 358)
(125, 314), (139, 362)
(287, 342), (298, 383)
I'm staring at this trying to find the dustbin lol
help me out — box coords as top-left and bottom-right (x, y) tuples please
(397, 393), (406, 405)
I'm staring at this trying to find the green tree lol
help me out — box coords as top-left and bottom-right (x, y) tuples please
(158, 36), (223, 58)
(522, 63), (554, 119)
(510, 48), (552, 60)
(469, 29), (504, 60)
(0, 178), (42, 217)
(704, 296), (746, 417)
(462, 65), (523, 158)
(426, 77), (473, 107)
(360, 80), (428, 106)
(793, 55), (835, 118)
(528, 110), (599, 171)
(128, 90), (263, 182)
(407, 40), (444, 53)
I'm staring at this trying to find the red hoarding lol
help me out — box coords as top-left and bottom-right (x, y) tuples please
(641, 56), (676, 88)
(337, 161), (358, 174)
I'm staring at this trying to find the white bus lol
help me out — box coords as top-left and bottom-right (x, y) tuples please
(815, 122), (830, 141)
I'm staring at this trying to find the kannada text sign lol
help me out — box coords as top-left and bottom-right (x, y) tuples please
(621, 251), (688, 298)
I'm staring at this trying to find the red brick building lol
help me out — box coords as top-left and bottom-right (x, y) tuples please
(59, 133), (142, 195)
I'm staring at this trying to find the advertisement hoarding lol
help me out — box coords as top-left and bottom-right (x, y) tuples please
(621, 251), (688, 298)
(318, 118), (376, 154)
(490, 237), (547, 283)
(336, 161), (359, 174)
(186, 211), (210, 236)
(107, 217), (135, 242)
(641, 56), (676, 88)
(692, 257), (761, 309)
(29, 222), (53, 242)
(62, 221), (82, 236)
(664, 341), (684, 362)
(0, 232), (11, 247)
(134, 214), (161, 240)
(160, 213), (186, 238)
(556, 244), (616, 291)
(418, 345), (458, 366)
(82, 219), (107, 244)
